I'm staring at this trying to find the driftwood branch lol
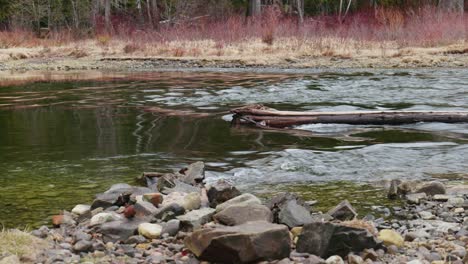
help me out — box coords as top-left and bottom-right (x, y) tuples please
(231, 104), (468, 128)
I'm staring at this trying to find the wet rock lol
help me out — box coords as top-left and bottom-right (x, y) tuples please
(325, 255), (344, 264)
(216, 193), (262, 213)
(162, 219), (180, 236)
(296, 222), (381, 258)
(73, 240), (93, 253)
(124, 235), (147, 244)
(98, 219), (142, 242)
(214, 203), (272, 226)
(177, 208), (216, 230)
(377, 229), (404, 247)
(179, 161), (205, 184)
(207, 180), (241, 207)
(71, 204), (91, 216)
(184, 221), (291, 263)
(90, 212), (123, 226)
(154, 203), (185, 221)
(138, 223), (163, 239)
(142, 193), (164, 207)
(327, 200), (357, 221)
(415, 181), (446, 196)
(406, 193), (427, 204)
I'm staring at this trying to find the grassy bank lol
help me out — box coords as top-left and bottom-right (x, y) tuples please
(0, 8), (467, 70)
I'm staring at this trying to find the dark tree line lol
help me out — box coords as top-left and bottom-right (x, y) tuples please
(0, 0), (464, 32)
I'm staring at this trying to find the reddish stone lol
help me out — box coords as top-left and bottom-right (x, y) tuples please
(52, 215), (64, 227)
(124, 205), (136, 218)
(143, 193), (164, 207)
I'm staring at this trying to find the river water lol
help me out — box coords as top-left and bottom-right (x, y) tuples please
(0, 69), (467, 227)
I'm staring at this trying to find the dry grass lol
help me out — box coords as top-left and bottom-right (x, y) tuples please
(0, 8), (466, 68)
(0, 229), (48, 262)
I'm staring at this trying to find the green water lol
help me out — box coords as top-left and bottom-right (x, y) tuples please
(0, 70), (467, 228)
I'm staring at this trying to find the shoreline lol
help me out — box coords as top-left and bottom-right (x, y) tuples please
(2, 162), (466, 264)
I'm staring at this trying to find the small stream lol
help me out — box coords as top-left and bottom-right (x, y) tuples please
(0, 69), (467, 228)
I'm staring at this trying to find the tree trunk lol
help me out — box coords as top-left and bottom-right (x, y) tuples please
(294, 0), (304, 24)
(104, 0), (111, 32)
(231, 105), (468, 128)
(439, 0), (464, 14)
(151, 0), (159, 27)
(248, 0), (262, 16)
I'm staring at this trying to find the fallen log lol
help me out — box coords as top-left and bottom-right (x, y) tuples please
(231, 104), (468, 128)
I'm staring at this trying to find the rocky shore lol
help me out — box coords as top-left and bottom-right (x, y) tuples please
(3, 162), (467, 264)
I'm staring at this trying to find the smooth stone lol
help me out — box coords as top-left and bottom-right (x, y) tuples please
(184, 221), (291, 263)
(51, 214), (75, 227)
(415, 181), (446, 196)
(161, 219), (180, 236)
(98, 219), (143, 242)
(214, 203), (272, 226)
(73, 240), (93, 253)
(406, 193), (427, 204)
(433, 194), (450, 201)
(177, 208), (216, 230)
(184, 192), (202, 211)
(215, 193), (262, 213)
(378, 229), (404, 247)
(296, 222), (382, 258)
(454, 208), (465, 214)
(71, 204), (91, 215)
(326, 255), (344, 264)
(138, 223), (163, 239)
(124, 235), (147, 244)
(74, 231), (92, 241)
(347, 254), (364, 264)
(90, 212), (123, 226)
(327, 200), (357, 221)
(207, 179), (241, 207)
(419, 211), (435, 220)
(448, 197), (465, 207)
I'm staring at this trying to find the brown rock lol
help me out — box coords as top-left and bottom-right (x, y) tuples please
(143, 193), (164, 207)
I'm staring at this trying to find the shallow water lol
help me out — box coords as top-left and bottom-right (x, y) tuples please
(0, 69), (467, 227)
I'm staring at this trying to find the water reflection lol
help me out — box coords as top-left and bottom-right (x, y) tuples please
(0, 69), (467, 227)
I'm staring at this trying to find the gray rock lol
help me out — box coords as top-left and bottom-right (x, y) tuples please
(177, 208), (216, 230)
(216, 193), (262, 213)
(184, 221), (291, 263)
(98, 219), (143, 242)
(207, 180), (241, 207)
(418, 211), (435, 220)
(325, 256), (344, 264)
(296, 222), (382, 258)
(154, 203), (186, 222)
(91, 186), (152, 209)
(415, 181), (446, 196)
(406, 193), (427, 204)
(133, 197), (158, 218)
(124, 235), (147, 244)
(179, 161), (205, 184)
(162, 219), (180, 236)
(278, 200), (313, 228)
(214, 203), (273, 226)
(31, 226), (49, 238)
(73, 240), (93, 253)
(327, 200), (357, 221)
(74, 231), (91, 241)
(163, 180), (200, 194)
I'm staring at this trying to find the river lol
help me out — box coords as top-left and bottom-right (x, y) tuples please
(0, 69), (467, 227)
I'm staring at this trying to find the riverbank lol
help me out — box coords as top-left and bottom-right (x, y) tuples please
(2, 162), (466, 264)
(0, 39), (467, 73)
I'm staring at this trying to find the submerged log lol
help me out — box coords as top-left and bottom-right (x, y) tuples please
(231, 104), (468, 128)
